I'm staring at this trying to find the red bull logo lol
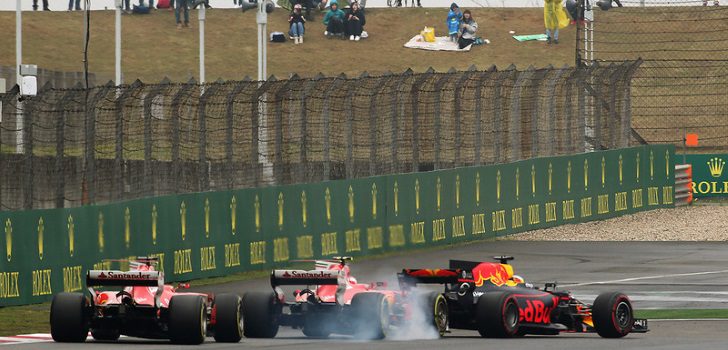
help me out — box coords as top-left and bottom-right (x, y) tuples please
(405, 269), (460, 278)
(472, 263), (513, 287)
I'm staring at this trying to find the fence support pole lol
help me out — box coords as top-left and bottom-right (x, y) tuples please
(433, 72), (452, 170)
(544, 66), (567, 157)
(411, 68), (434, 172)
(508, 66), (534, 162)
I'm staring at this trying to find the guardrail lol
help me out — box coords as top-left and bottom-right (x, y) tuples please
(0, 145), (675, 306)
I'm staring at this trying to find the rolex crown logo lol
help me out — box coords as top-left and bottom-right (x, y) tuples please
(708, 157), (725, 178)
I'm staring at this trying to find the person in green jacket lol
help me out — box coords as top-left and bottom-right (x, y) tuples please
(323, 2), (346, 37)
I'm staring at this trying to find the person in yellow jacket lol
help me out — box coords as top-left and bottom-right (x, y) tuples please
(544, 0), (569, 44)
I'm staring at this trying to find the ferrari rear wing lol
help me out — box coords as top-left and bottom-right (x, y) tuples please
(270, 269), (344, 287)
(270, 269), (346, 305)
(86, 270), (165, 308)
(86, 270), (164, 287)
(397, 268), (463, 289)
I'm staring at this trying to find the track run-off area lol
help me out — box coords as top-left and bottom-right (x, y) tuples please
(8, 240), (728, 350)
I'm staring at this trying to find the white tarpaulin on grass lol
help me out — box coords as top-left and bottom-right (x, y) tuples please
(404, 35), (472, 52)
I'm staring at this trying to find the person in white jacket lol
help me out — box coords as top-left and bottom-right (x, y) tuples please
(458, 10), (478, 49)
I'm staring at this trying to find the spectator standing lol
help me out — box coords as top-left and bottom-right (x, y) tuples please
(176, 0), (190, 29)
(447, 3), (463, 42)
(458, 9), (478, 49)
(345, 1), (365, 41)
(289, 4), (307, 44)
(544, 0), (569, 44)
(33, 0), (50, 11)
(323, 2), (346, 37)
(68, 0), (81, 11)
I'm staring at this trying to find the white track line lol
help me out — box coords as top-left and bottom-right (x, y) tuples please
(560, 269), (728, 288)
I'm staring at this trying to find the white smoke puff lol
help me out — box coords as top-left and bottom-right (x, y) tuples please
(387, 287), (444, 341)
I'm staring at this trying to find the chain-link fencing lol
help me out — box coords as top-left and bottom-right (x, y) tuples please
(576, 1), (728, 150)
(0, 61), (640, 211)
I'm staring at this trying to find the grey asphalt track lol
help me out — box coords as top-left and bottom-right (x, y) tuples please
(13, 241), (728, 350)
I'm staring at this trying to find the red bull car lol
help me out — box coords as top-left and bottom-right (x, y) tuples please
(241, 257), (443, 340)
(50, 257), (243, 344)
(398, 256), (649, 338)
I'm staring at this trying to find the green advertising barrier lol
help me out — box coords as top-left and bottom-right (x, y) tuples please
(675, 154), (728, 198)
(0, 145), (674, 306)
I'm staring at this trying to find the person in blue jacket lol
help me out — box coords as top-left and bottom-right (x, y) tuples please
(447, 3), (463, 42)
(323, 2), (346, 37)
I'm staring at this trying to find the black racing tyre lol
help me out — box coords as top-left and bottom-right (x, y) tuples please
(417, 291), (448, 337)
(168, 295), (207, 344)
(213, 293), (243, 343)
(476, 292), (520, 338)
(592, 291), (633, 338)
(351, 292), (391, 340)
(50, 292), (89, 343)
(91, 328), (120, 341)
(302, 313), (331, 338)
(242, 292), (280, 338)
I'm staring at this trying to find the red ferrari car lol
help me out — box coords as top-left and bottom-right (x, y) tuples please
(50, 257), (243, 344)
(242, 257), (446, 340)
(398, 256), (649, 338)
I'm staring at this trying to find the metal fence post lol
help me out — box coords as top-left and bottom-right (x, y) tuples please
(623, 60), (643, 147)
(509, 66), (534, 162)
(198, 83), (220, 192)
(22, 93), (37, 210)
(55, 88), (78, 208)
(85, 82), (114, 205)
(143, 80), (167, 197)
(474, 67), (494, 165)
(224, 79), (249, 190)
(528, 67), (550, 159)
(369, 75), (387, 176)
(411, 68), (434, 172)
(321, 74), (345, 181)
(544, 66), (567, 157)
(114, 83), (133, 201)
(392, 69), (412, 174)
(453, 67), (474, 168)
(493, 65), (513, 164)
(299, 75), (319, 183)
(171, 78), (196, 193)
(433, 71), (452, 170)
(274, 76), (295, 184)
(563, 68), (579, 154)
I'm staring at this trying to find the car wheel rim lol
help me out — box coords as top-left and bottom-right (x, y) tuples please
(237, 303), (243, 336)
(435, 299), (447, 333)
(505, 301), (518, 329)
(615, 301), (631, 329)
(201, 303), (207, 338)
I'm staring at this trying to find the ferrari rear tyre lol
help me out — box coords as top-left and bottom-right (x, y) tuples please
(169, 295), (207, 344)
(351, 292), (391, 340)
(592, 291), (633, 338)
(417, 291), (448, 337)
(213, 293), (243, 342)
(91, 329), (120, 341)
(242, 292), (280, 338)
(302, 314), (331, 338)
(476, 292), (520, 338)
(50, 292), (89, 343)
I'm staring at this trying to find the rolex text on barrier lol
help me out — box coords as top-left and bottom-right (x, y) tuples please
(677, 154), (728, 198)
(0, 145), (674, 306)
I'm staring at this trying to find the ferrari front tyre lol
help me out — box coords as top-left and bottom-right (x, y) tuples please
(168, 295), (207, 344)
(242, 292), (280, 338)
(476, 292), (520, 338)
(213, 293), (243, 342)
(592, 291), (633, 338)
(50, 292), (89, 343)
(351, 292), (391, 340)
(417, 291), (448, 337)
(90, 329), (120, 341)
